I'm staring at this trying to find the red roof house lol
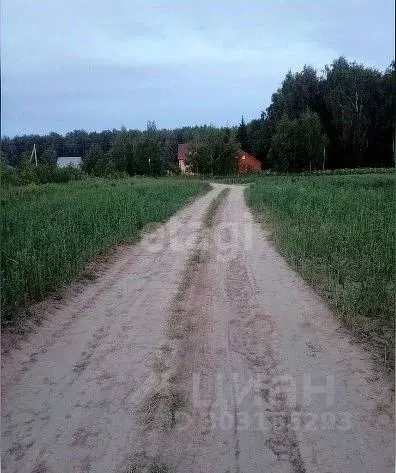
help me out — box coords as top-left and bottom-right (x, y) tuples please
(237, 150), (262, 173)
(177, 144), (189, 173)
(177, 144), (262, 174)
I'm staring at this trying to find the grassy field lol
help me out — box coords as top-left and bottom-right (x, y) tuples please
(1, 178), (209, 322)
(212, 167), (394, 184)
(245, 172), (395, 366)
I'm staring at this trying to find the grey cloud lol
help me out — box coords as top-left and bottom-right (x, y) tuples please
(1, 0), (393, 136)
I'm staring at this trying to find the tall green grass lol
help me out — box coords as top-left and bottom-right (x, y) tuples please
(213, 167), (394, 185)
(246, 173), (395, 362)
(1, 178), (209, 321)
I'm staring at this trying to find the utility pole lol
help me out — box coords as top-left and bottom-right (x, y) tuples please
(30, 144), (38, 167)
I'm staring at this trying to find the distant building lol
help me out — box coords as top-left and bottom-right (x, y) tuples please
(177, 144), (190, 173)
(56, 157), (83, 169)
(236, 150), (262, 173)
(177, 144), (262, 174)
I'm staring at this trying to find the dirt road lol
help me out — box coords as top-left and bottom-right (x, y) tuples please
(2, 184), (394, 473)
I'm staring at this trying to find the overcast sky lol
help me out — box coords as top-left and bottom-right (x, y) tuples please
(1, 0), (394, 137)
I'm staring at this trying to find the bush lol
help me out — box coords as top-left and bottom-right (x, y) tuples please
(15, 160), (85, 185)
(0, 161), (21, 186)
(36, 165), (85, 184)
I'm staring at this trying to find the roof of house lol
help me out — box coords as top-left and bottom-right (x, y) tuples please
(177, 143), (189, 163)
(237, 150), (262, 165)
(56, 157), (83, 168)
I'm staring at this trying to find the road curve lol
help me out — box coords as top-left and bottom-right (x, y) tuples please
(2, 184), (394, 473)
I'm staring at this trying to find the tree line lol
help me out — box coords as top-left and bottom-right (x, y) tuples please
(1, 57), (394, 177)
(243, 57), (395, 171)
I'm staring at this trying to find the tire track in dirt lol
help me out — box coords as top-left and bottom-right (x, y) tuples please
(225, 254), (305, 472)
(129, 188), (232, 471)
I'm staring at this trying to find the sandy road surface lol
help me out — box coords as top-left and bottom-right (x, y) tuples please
(2, 184), (394, 473)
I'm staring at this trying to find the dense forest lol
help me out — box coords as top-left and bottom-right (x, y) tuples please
(1, 57), (395, 177)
